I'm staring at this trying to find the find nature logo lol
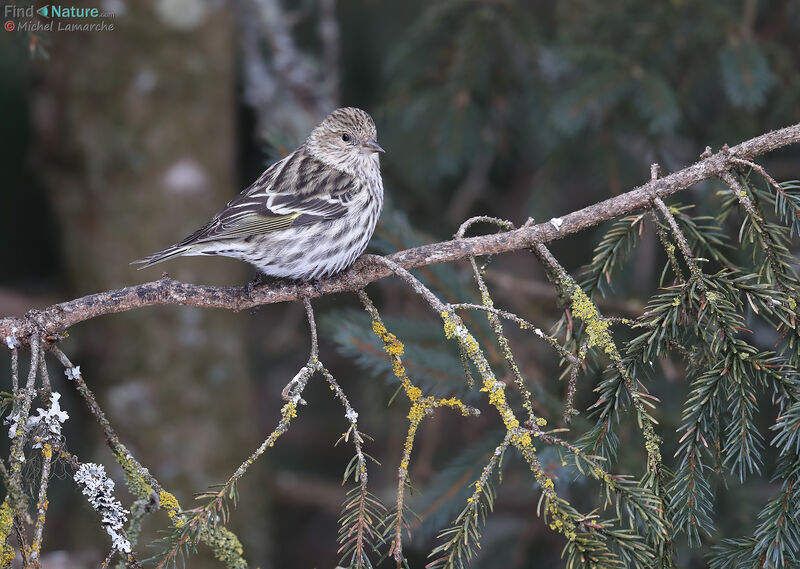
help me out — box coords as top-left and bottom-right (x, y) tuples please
(4, 4), (116, 32)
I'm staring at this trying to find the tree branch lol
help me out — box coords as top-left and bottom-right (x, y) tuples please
(2, 123), (800, 343)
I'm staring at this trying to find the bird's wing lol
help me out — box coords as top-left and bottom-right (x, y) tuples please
(177, 149), (358, 245)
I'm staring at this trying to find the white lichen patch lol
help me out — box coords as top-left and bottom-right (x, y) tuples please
(28, 392), (69, 447)
(74, 463), (131, 554)
(64, 366), (81, 381)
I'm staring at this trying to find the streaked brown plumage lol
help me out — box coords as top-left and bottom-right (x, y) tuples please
(133, 107), (385, 281)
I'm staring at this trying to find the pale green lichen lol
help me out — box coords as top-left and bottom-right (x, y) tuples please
(565, 277), (664, 478)
(114, 448), (153, 499)
(199, 526), (247, 569)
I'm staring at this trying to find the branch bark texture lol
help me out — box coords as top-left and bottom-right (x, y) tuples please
(3, 123), (800, 343)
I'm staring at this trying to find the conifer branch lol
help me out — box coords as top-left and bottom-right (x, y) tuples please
(2, 123), (800, 344)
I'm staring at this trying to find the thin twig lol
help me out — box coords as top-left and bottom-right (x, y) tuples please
(204, 299), (320, 508)
(30, 349), (55, 562)
(30, 443), (52, 563)
(38, 347), (51, 396)
(9, 337), (41, 509)
(719, 169), (791, 294)
(50, 346), (164, 494)
(10, 347), (18, 393)
(449, 303), (579, 365)
(356, 290), (413, 564)
(731, 157), (785, 195)
(321, 365), (381, 567)
(652, 196), (703, 280)
(281, 297), (318, 403)
(720, 169), (763, 225)
(564, 335), (590, 423)
(651, 210), (687, 285)
(454, 216), (515, 239)
(455, 215), (538, 423)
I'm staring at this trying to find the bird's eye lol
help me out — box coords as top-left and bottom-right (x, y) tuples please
(341, 133), (351, 142)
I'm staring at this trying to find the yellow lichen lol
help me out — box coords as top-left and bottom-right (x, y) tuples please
(515, 432), (533, 447)
(280, 401), (297, 420)
(372, 320), (405, 356)
(442, 312), (457, 339)
(405, 384), (422, 402)
(569, 285), (615, 355)
(435, 397), (472, 416)
(0, 499), (15, 566)
(400, 404), (425, 471)
(392, 359), (407, 380)
(159, 490), (182, 527)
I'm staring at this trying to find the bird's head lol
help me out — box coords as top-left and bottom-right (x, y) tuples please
(306, 107), (384, 177)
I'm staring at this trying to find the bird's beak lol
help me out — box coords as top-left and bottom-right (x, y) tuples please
(362, 138), (385, 154)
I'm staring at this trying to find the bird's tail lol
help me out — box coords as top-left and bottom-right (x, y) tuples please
(131, 245), (192, 270)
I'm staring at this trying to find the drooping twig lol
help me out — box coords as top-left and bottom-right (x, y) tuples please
(30, 356), (57, 564)
(652, 196), (703, 280)
(227, 297), (318, 492)
(8, 337), (41, 509)
(10, 345), (18, 393)
(651, 210), (687, 285)
(30, 443), (52, 562)
(50, 347), (164, 495)
(364, 255), (629, 561)
(530, 241), (665, 476)
(564, 335), (590, 423)
(456, 216), (539, 423)
(449, 303), (579, 366)
(154, 300), (322, 569)
(718, 169), (794, 297)
(322, 365), (384, 569)
(2, 123), (799, 343)
(358, 288), (477, 564)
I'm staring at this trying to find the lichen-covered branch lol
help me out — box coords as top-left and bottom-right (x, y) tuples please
(2, 123), (799, 344)
(358, 289), (476, 564)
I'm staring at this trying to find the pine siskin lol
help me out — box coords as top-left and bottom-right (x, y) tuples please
(133, 107), (385, 281)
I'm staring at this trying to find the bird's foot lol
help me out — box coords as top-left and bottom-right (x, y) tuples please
(247, 271), (264, 298)
(247, 272), (266, 314)
(294, 277), (324, 296)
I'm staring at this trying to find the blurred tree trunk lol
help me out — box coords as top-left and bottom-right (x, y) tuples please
(31, 1), (267, 565)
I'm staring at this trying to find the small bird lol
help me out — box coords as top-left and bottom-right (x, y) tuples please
(133, 107), (385, 282)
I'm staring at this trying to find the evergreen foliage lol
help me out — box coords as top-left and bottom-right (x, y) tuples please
(324, 175), (800, 568)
